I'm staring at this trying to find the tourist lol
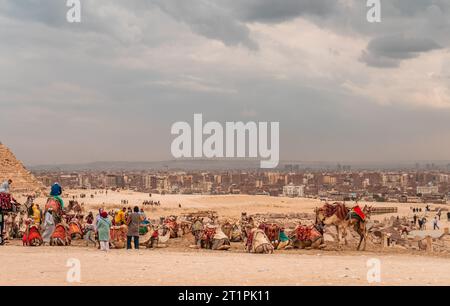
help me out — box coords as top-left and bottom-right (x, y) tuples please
(42, 208), (55, 245)
(413, 214), (417, 225)
(114, 207), (126, 226)
(126, 206), (143, 250)
(86, 211), (94, 225)
(437, 209), (442, 220)
(84, 212), (96, 246)
(433, 216), (440, 230)
(139, 208), (146, 219)
(95, 208), (104, 225)
(32, 203), (43, 225)
(50, 182), (64, 209)
(419, 217), (427, 230)
(97, 211), (112, 252)
(0, 179), (12, 193)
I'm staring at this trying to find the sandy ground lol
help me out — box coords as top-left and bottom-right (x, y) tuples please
(1, 246), (449, 285)
(1, 190), (449, 286)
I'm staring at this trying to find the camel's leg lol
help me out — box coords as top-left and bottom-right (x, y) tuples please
(342, 225), (348, 245)
(335, 224), (340, 245)
(361, 224), (367, 251)
(356, 223), (365, 251)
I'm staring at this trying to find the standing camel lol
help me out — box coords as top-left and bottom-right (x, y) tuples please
(316, 202), (371, 251)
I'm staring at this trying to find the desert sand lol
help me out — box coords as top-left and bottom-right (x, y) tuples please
(1, 190), (449, 285)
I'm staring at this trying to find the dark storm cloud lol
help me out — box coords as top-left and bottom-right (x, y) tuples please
(0, 0), (67, 26)
(226, 0), (339, 23)
(152, 0), (258, 49)
(360, 34), (443, 68)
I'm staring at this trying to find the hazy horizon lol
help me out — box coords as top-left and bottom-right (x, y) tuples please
(1, 1), (450, 165)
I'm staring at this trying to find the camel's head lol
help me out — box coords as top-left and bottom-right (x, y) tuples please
(314, 207), (325, 223)
(363, 205), (373, 218)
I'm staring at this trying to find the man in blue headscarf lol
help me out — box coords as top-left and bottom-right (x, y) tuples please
(50, 182), (64, 209)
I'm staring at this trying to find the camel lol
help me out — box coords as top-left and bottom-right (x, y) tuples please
(50, 223), (71, 246)
(4, 212), (25, 240)
(140, 224), (170, 248)
(221, 221), (233, 239)
(110, 225), (128, 249)
(245, 228), (274, 254)
(45, 198), (63, 224)
(289, 224), (325, 250)
(191, 218), (204, 248)
(68, 219), (83, 240)
(200, 226), (231, 251)
(66, 200), (84, 214)
(315, 202), (350, 245)
(316, 202), (372, 251)
(230, 223), (243, 242)
(179, 220), (192, 236)
(164, 216), (180, 238)
(22, 220), (43, 246)
(341, 205), (373, 251)
(258, 223), (281, 248)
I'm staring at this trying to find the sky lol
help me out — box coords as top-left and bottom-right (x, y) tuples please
(0, 0), (450, 165)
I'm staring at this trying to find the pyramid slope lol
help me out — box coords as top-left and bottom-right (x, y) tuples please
(0, 142), (45, 193)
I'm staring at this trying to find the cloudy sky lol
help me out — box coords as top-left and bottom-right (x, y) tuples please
(1, 0), (450, 165)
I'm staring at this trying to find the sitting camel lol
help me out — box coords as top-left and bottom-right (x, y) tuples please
(289, 223), (325, 250)
(245, 228), (274, 254)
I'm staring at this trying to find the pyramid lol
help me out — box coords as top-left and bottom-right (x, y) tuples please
(0, 142), (45, 193)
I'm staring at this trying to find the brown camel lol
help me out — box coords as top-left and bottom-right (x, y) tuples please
(316, 202), (371, 251)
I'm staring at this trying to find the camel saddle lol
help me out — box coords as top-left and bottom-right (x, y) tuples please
(349, 205), (366, 221)
(203, 227), (216, 242)
(52, 224), (69, 240)
(295, 225), (322, 242)
(45, 198), (62, 214)
(321, 203), (348, 220)
(259, 223), (280, 242)
(0, 193), (15, 211)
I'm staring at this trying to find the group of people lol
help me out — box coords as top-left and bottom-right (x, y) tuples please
(94, 206), (146, 251)
(411, 206), (444, 230)
(0, 179), (146, 251)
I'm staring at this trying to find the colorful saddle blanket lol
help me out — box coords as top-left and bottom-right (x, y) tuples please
(0, 193), (14, 211)
(350, 206), (366, 221)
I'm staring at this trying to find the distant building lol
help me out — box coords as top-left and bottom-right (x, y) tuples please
(283, 183), (305, 197)
(417, 185), (438, 195)
(323, 175), (336, 185)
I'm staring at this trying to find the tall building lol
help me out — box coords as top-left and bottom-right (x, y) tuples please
(282, 183), (305, 197)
